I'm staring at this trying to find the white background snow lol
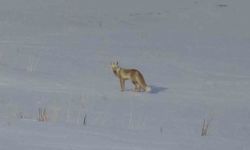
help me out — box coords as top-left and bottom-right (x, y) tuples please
(0, 0), (250, 149)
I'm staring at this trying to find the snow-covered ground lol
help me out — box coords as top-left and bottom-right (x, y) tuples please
(0, 0), (250, 149)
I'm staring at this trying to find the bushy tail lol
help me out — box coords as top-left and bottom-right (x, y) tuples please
(145, 86), (151, 92)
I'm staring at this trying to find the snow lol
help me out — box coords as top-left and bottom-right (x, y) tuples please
(0, 0), (250, 149)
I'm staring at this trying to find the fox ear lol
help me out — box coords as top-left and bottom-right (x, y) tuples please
(116, 61), (118, 65)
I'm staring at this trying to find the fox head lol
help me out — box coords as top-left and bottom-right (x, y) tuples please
(111, 61), (119, 76)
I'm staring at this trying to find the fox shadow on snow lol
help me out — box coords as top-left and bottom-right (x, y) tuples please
(149, 85), (167, 94)
(124, 85), (167, 94)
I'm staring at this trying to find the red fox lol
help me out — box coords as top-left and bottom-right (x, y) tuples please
(111, 61), (151, 92)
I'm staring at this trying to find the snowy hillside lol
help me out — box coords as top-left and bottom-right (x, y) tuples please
(0, 0), (250, 149)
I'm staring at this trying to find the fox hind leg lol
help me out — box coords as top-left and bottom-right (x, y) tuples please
(132, 81), (140, 92)
(138, 85), (145, 92)
(137, 80), (146, 92)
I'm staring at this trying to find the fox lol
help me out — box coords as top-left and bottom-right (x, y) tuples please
(111, 61), (151, 92)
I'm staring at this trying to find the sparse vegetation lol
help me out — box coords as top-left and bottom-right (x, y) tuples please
(38, 108), (48, 122)
(217, 4), (228, 8)
(83, 113), (87, 126)
(201, 119), (209, 136)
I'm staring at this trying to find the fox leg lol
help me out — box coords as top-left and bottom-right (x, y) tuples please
(136, 85), (143, 92)
(132, 81), (139, 92)
(138, 85), (144, 92)
(140, 86), (146, 92)
(137, 82), (146, 92)
(120, 78), (125, 91)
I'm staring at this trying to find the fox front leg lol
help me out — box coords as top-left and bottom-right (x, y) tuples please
(120, 78), (125, 91)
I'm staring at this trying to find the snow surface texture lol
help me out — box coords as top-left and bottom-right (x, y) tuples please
(0, 0), (250, 149)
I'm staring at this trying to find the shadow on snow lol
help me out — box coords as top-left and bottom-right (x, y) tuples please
(149, 85), (168, 94)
